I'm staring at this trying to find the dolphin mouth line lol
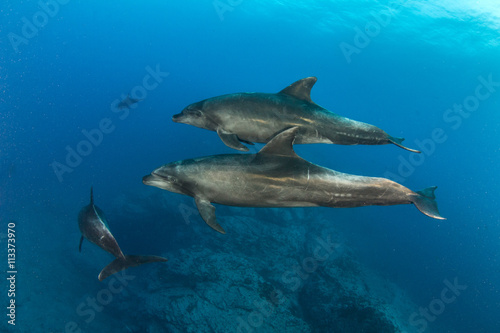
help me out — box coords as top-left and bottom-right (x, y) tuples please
(142, 172), (165, 185)
(147, 172), (195, 197)
(150, 171), (170, 181)
(154, 172), (167, 179)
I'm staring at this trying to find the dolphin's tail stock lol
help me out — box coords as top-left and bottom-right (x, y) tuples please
(388, 136), (421, 153)
(98, 255), (168, 281)
(411, 186), (445, 220)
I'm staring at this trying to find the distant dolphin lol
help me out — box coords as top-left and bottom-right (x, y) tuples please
(172, 77), (420, 153)
(78, 188), (167, 281)
(143, 127), (443, 234)
(117, 94), (141, 109)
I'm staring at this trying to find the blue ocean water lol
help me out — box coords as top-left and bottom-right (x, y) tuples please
(1, 0), (499, 332)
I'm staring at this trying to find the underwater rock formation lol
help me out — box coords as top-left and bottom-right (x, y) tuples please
(116, 192), (424, 333)
(143, 247), (311, 333)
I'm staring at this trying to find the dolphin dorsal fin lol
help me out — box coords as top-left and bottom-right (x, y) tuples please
(258, 127), (300, 158)
(90, 186), (94, 205)
(279, 77), (317, 103)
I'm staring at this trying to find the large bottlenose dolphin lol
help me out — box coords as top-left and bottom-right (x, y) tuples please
(172, 77), (420, 153)
(143, 127), (443, 234)
(78, 188), (167, 281)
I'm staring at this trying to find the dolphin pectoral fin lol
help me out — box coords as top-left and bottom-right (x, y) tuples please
(217, 128), (249, 151)
(195, 197), (226, 234)
(98, 255), (168, 281)
(279, 77), (317, 104)
(412, 186), (445, 220)
(388, 136), (421, 153)
(79, 236), (84, 252)
(258, 127), (300, 158)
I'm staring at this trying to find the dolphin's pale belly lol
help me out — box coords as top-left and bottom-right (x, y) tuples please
(187, 156), (412, 208)
(212, 93), (390, 145)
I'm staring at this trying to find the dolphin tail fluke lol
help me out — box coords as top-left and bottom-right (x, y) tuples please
(412, 186), (445, 220)
(98, 255), (168, 281)
(388, 136), (421, 153)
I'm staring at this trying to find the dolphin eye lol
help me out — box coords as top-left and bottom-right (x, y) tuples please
(167, 176), (177, 183)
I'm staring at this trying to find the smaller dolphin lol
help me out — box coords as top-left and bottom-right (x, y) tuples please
(173, 77), (420, 153)
(78, 188), (167, 281)
(117, 94), (141, 109)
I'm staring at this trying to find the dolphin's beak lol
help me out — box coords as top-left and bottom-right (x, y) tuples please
(143, 173), (169, 187)
(172, 113), (184, 123)
(142, 174), (154, 185)
(143, 172), (185, 195)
